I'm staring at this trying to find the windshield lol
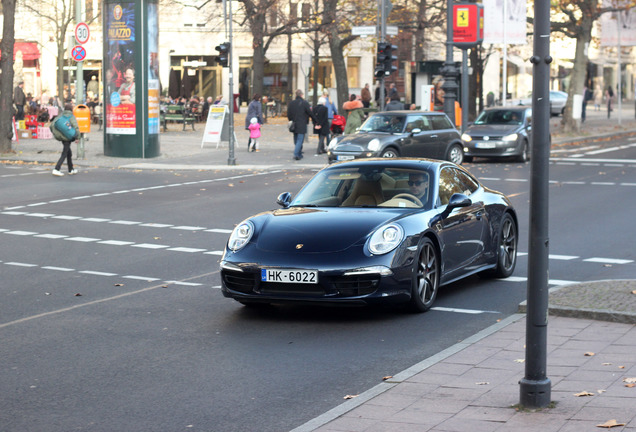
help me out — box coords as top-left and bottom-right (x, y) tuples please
(474, 110), (524, 125)
(358, 114), (407, 133)
(292, 166), (433, 209)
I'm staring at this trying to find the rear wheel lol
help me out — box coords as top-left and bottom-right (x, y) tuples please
(482, 213), (518, 278)
(447, 144), (464, 165)
(409, 238), (440, 312)
(380, 147), (399, 158)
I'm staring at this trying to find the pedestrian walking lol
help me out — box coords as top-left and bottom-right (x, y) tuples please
(50, 103), (80, 177)
(287, 89), (316, 160)
(582, 85), (592, 123)
(360, 83), (372, 108)
(247, 117), (261, 152)
(323, 90), (338, 141)
(606, 86), (614, 118)
(343, 95), (365, 134)
(13, 81), (27, 121)
(385, 94), (404, 111)
(245, 94), (263, 150)
(312, 97), (329, 154)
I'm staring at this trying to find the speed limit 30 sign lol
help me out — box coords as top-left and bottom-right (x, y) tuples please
(75, 22), (90, 44)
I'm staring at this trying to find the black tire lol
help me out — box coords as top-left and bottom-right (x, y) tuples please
(463, 155), (474, 163)
(447, 144), (464, 165)
(482, 213), (518, 278)
(409, 238), (440, 312)
(380, 147), (399, 158)
(515, 140), (529, 163)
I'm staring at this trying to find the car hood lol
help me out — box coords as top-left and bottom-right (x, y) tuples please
(465, 124), (521, 136)
(334, 132), (396, 150)
(252, 207), (409, 253)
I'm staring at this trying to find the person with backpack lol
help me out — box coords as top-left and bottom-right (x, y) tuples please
(50, 103), (80, 177)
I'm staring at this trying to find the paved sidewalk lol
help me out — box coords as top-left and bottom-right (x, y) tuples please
(3, 103), (636, 171)
(292, 281), (636, 432)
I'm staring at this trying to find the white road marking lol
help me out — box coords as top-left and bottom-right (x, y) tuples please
(41, 266), (75, 272)
(164, 281), (203, 286)
(34, 234), (68, 239)
(131, 243), (169, 249)
(205, 229), (233, 233)
(79, 270), (118, 276)
(584, 257), (634, 265)
(4, 262), (38, 267)
(171, 226), (206, 231)
(431, 307), (499, 315)
(5, 231), (38, 236)
(548, 254), (579, 260)
(98, 240), (135, 246)
(109, 220), (141, 225)
(204, 251), (224, 255)
(166, 247), (208, 253)
(123, 275), (161, 282)
(64, 237), (101, 242)
(81, 218), (111, 222)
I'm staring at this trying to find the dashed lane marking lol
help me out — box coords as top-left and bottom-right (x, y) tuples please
(2, 171), (281, 211)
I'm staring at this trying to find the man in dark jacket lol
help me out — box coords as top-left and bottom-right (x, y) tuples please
(312, 97), (330, 154)
(385, 94), (404, 111)
(287, 89), (316, 160)
(14, 81), (27, 120)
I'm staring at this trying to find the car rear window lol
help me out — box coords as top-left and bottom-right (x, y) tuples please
(430, 115), (454, 130)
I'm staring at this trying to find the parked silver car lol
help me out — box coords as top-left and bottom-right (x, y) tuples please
(518, 90), (567, 116)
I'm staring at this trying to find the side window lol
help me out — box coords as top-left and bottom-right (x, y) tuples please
(454, 170), (479, 196)
(438, 168), (477, 205)
(431, 115), (453, 130)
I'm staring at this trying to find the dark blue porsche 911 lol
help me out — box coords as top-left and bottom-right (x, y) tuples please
(220, 158), (518, 312)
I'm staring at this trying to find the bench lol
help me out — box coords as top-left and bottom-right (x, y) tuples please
(161, 105), (196, 131)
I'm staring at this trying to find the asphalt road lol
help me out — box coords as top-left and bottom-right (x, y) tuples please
(1, 138), (635, 432)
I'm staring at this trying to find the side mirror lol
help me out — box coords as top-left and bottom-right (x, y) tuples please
(277, 192), (292, 208)
(429, 193), (472, 226)
(410, 128), (422, 135)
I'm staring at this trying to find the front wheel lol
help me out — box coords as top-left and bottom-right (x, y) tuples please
(409, 238), (440, 312)
(515, 140), (529, 163)
(380, 147), (399, 158)
(447, 144), (464, 165)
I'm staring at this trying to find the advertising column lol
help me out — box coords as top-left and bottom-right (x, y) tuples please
(103, 0), (159, 158)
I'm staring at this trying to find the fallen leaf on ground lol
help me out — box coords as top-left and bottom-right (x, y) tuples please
(623, 377), (636, 384)
(475, 382), (490, 385)
(114, 283), (124, 287)
(343, 394), (358, 399)
(574, 391), (594, 397)
(625, 383), (635, 388)
(596, 419), (626, 428)
(514, 359), (525, 363)
(584, 352), (595, 356)
(631, 290), (636, 295)
(619, 366), (625, 369)
(382, 376), (393, 381)
(602, 363), (612, 366)
(74, 293), (82, 296)
(597, 389), (606, 394)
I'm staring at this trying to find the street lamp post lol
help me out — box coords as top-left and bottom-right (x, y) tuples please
(226, 0), (236, 165)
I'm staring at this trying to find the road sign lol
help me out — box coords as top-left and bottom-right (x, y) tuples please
(352, 26), (376, 36)
(75, 22), (90, 44)
(71, 45), (87, 62)
(386, 25), (398, 36)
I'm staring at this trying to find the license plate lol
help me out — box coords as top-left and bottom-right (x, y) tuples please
(261, 268), (318, 284)
(337, 155), (355, 161)
(475, 142), (497, 149)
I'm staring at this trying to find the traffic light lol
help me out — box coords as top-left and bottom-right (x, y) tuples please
(375, 42), (390, 78)
(215, 42), (231, 67)
(375, 42), (398, 78)
(383, 43), (398, 76)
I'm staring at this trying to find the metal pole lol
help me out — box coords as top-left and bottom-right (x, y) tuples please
(227, 0), (236, 165)
(502, 0), (507, 106)
(520, 0), (552, 409)
(442, 0), (458, 123)
(379, 0), (386, 111)
(75, 0), (85, 159)
(618, 16), (622, 125)
(461, 49), (468, 133)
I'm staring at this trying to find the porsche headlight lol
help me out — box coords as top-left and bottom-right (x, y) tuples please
(228, 220), (254, 252)
(503, 133), (518, 142)
(328, 137), (339, 149)
(368, 224), (404, 255)
(368, 138), (381, 152)
(461, 133), (472, 142)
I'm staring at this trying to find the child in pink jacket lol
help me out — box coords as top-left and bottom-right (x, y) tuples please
(248, 117), (261, 152)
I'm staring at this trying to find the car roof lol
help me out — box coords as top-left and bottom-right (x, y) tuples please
(482, 106), (530, 112)
(370, 110), (448, 116)
(326, 157), (448, 171)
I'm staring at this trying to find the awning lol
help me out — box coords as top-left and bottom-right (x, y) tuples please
(0, 42), (40, 61)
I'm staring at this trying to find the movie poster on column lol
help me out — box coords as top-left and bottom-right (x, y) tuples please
(148, 2), (160, 134)
(105, 2), (136, 135)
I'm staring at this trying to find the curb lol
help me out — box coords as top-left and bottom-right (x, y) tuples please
(517, 279), (636, 325)
(289, 313), (525, 432)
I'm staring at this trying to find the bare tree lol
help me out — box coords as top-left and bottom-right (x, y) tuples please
(0, 0), (17, 153)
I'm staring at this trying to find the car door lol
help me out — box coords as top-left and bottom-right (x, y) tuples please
(430, 115), (459, 159)
(398, 114), (440, 158)
(435, 167), (487, 277)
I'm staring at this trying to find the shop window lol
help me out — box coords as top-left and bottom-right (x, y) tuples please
(347, 57), (360, 89)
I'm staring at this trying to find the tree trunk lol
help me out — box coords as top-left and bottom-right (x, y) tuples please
(251, 14), (266, 98)
(57, 42), (66, 105)
(323, 0), (347, 113)
(0, 0), (17, 152)
(562, 20), (593, 134)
